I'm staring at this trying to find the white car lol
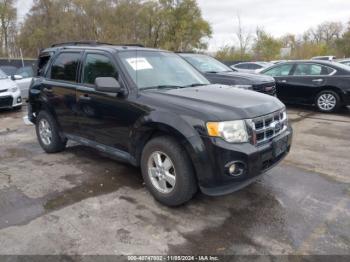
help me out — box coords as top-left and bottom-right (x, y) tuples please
(231, 62), (274, 74)
(0, 69), (22, 110)
(0, 66), (34, 100)
(311, 56), (336, 61)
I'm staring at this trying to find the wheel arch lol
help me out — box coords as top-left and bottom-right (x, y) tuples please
(130, 114), (211, 184)
(317, 86), (345, 103)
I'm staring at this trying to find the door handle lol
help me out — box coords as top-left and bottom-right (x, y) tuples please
(79, 94), (91, 101)
(312, 79), (324, 83)
(279, 80), (287, 83)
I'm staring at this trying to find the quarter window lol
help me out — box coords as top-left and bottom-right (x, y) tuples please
(51, 52), (81, 82)
(83, 53), (118, 85)
(293, 64), (335, 76)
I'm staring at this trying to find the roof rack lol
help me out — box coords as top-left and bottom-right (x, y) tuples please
(51, 41), (144, 48)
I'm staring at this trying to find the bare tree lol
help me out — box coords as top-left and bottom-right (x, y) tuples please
(0, 0), (17, 56)
(234, 14), (251, 60)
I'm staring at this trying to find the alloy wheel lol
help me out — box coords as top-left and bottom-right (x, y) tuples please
(38, 119), (53, 146)
(147, 151), (176, 194)
(317, 93), (337, 111)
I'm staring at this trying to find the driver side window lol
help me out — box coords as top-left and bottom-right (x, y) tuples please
(83, 53), (118, 85)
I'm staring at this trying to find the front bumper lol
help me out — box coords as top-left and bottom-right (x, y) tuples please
(198, 126), (292, 196)
(0, 90), (22, 109)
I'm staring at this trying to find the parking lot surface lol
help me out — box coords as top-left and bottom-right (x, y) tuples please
(0, 106), (349, 255)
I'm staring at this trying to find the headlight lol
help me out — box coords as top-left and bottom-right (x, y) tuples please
(206, 120), (249, 143)
(231, 85), (252, 89)
(10, 86), (18, 92)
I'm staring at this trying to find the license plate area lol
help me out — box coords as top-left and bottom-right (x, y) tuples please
(272, 135), (288, 157)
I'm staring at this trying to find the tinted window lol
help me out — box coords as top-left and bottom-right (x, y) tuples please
(293, 64), (334, 76)
(83, 54), (117, 85)
(51, 52), (81, 82)
(250, 64), (262, 70)
(236, 63), (250, 69)
(264, 64), (294, 77)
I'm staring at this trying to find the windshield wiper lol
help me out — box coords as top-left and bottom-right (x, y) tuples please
(183, 83), (207, 88)
(140, 85), (183, 91)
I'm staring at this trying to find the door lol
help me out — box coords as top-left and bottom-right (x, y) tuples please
(44, 51), (82, 135)
(262, 63), (295, 101)
(76, 52), (134, 153)
(286, 63), (334, 103)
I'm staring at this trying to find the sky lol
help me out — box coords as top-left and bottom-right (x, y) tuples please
(16, 0), (350, 51)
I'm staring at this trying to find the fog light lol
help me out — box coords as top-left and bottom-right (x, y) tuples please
(226, 161), (246, 177)
(229, 164), (237, 174)
(17, 97), (22, 103)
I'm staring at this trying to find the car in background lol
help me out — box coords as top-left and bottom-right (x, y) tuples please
(230, 62), (274, 74)
(271, 60), (288, 64)
(0, 65), (34, 99)
(0, 69), (22, 110)
(260, 60), (350, 112)
(311, 56), (336, 61)
(337, 59), (350, 67)
(179, 53), (277, 96)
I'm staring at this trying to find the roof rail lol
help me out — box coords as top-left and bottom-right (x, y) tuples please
(51, 41), (145, 48)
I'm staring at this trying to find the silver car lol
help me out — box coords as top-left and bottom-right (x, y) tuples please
(231, 62), (274, 74)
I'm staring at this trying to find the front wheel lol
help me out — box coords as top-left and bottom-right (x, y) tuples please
(315, 91), (341, 113)
(35, 111), (67, 153)
(141, 136), (197, 206)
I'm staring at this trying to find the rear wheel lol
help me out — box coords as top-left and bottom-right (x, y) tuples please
(35, 111), (67, 153)
(141, 136), (197, 206)
(315, 90), (341, 113)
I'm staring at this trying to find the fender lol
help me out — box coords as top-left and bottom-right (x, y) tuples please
(130, 110), (214, 184)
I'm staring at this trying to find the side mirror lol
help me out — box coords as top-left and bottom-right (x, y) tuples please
(95, 77), (122, 93)
(12, 75), (23, 81)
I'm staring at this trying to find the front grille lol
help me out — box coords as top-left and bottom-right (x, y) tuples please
(0, 96), (13, 108)
(0, 89), (7, 93)
(251, 109), (288, 145)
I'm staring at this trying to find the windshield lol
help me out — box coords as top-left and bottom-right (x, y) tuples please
(181, 54), (232, 73)
(0, 69), (8, 79)
(119, 51), (210, 89)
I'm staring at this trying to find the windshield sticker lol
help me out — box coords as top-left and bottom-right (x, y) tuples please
(126, 58), (153, 71)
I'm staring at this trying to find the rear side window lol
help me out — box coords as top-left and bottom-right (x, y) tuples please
(236, 63), (249, 69)
(293, 64), (335, 76)
(82, 53), (118, 85)
(264, 64), (293, 77)
(51, 52), (81, 82)
(250, 64), (262, 70)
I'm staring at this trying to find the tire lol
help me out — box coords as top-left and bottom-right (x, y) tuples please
(315, 90), (341, 113)
(141, 136), (197, 206)
(35, 111), (67, 153)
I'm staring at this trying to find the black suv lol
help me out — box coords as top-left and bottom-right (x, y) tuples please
(28, 42), (293, 206)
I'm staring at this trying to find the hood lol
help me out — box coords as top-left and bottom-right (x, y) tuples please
(143, 84), (284, 121)
(0, 78), (16, 91)
(211, 71), (274, 84)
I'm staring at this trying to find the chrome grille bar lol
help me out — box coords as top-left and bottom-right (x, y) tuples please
(251, 109), (288, 145)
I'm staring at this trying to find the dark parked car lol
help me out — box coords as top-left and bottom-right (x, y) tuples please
(260, 60), (350, 112)
(179, 53), (277, 96)
(28, 42), (292, 206)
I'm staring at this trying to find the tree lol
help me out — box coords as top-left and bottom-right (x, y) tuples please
(252, 28), (282, 60)
(17, 0), (212, 57)
(234, 14), (251, 60)
(336, 22), (350, 57)
(0, 0), (17, 56)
